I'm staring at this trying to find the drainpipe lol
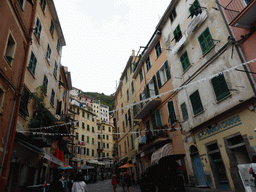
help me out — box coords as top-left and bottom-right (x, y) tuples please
(216, 0), (256, 96)
(0, 0), (38, 188)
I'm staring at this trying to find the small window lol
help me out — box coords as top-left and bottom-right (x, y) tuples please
(50, 89), (55, 105)
(34, 18), (42, 40)
(139, 69), (143, 82)
(92, 127), (94, 132)
(76, 132), (79, 140)
(42, 75), (48, 93)
(170, 8), (177, 23)
(180, 51), (191, 72)
(103, 135), (105, 139)
(180, 103), (188, 121)
(46, 44), (51, 62)
(50, 20), (54, 36)
(190, 90), (203, 115)
(131, 81), (134, 93)
(19, 86), (30, 116)
(155, 41), (162, 58)
(57, 39), (60, 53)
(87, 124), (90, 131)
(173, 25), (182, 43)
(82, 122), (85, 129)
(82, 135), (84, 141)
(107, 143), (109, 148)
(189, 0), (202, 18)
(198, 27), (214, 55)
(87, 148), (89, 155)
(4, 34), (16, 65)
(156, 61), (171, 88)
(40, 0), (46, 11)
(147, 76), (158, 98)
(127, 89), (129, 101)
(28, 51), (37, 75)
(92, 149), (94, 156)
(211, 73), (230, 101)
(92, 138), (94, 144)
(145, 57), (151, 71)
(53, 61), (58, 77)
(87, 136), (90, 143)
(167, 100), (177, 123)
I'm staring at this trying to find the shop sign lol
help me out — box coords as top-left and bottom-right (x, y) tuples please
(198, 115), (241, 140)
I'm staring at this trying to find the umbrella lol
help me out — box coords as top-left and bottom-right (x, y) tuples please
(118, 163), (136, 169)
(158, 154), (185, 165)
(58, 165), (73, 170)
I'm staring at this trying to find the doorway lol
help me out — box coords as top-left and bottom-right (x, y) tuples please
(190, 145), (207, 186)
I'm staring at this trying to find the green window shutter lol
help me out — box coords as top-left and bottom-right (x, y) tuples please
(43, 75), (48, 92)
(198, 28), (214, 55)
(131, 81), (134, 93)
(211, 74), (230, 101)
(19, 87), (30, 116)
(146, 120), (151, 130)
(29, 52), (37, 75)
(151, 113), (157, 129)
(155, 109), (162, 127)
(181, 103), (188, 121)
(189, 0), (200, 17)
(146, 57), (151, 71)
(173, 25), (182, 42)
(190, 90), (203, 115)
(180, 51), (190, 72)
(139, 70), (143, 82)
(140, 94), (143, 108)
(156, 71), (162, 88)
(153, 76), (159, 96)
(164, 61), (171, 80)
(145, 84), (150, 98)
(167, 101), (176, 122)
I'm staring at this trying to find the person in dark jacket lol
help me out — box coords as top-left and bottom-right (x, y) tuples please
(48, 171), (64, 192)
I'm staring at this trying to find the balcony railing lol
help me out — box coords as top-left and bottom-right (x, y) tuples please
(223, 0), (256, 28)
(139, 129), (169, 149)
(186, 10), (208, 36)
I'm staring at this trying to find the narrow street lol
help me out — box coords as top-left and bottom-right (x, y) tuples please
(86, 179), (235, 192)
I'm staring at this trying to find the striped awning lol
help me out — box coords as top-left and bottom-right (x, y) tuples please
(151, 143), (174, 164)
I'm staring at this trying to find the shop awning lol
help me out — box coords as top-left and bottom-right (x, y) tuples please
(43, 152), (64, 167)
(151, 143), (174, 164)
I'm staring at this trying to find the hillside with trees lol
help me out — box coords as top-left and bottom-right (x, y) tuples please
(83, 92), (114, 111)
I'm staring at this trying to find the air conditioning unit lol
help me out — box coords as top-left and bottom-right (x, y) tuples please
(55, 115), (61, 120)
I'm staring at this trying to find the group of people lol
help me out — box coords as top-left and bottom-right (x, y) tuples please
(47, 171), (87, 192)
(111, 169), (133, 192)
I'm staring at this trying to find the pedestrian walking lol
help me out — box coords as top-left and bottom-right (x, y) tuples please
(124, 170), (132, 192)
(111, 171), (118, 192)
(48, 171), (65, 192)
(71, 172), (88, 192)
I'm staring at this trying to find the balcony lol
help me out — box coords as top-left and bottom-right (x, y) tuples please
(186, 10), (208, 36)
(223, 0), (256, 28)
(171, 35), (187, 54)
(134, 98), (161, 119)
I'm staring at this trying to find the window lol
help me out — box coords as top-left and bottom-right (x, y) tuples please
(76, 132), (79, 140)
(19, 86), (30, 116)
(145, 57), (151, 71)
(34, 18), (42, 40)
(87, 148), (89, 155)
(28, 52), (37, 75)
(107, 135), (109, 140)
(173, 25), (182, 43)
(156, 61), (171, 88)
(109, 127), (111, 132)
(107, 143), (109, 148)
(82, 135), (84, 141)
(107, 153), (109, 157)
(43, 75), (48, 93)
(92, 138), (94, 144)
(125, 72), (128, 82)
(87, 136), (89, 143)
(139, 69), (143, 82)
(103, 152), (105, 157)
(103, 143), (105, 148)
(245, 0), (253, 5)
(4, 34), (16, 65)
(180, 51), (191, 72)
(82, 111), (85, 117)
(103, 125), (105, 130)
(98, 126), (100, 131)
(127, 89), (129, 101)
(40, 0), (46, 11)
(167, 100), (177, 124)
(87, 125), (90, 131)
(53, 61), (58, 77)
(131, 81), (134, 93)
(92, 149), (94, 156)
(18, 0), (25, 9)
(198, 28), (214, 55)
(57, 39), (60, 53)
(131, 135), (134, 148)
(82, 122), (85, 129)
(170, 8), (177, 22)
(46, 44), (51, 62)
(180, 103), (189, 121)
(103, 135), (105, 139)
(147, 76), (159, 98)
(76, 122), (79, 127)
(189, 0), (201, 18)
(151, 109), (162, 129)
(155, 41), (162, 58)
(50, 89), (55, 105)
(130, 64), (133, 74)
(211, 74), (230, 101)
(87, 114), (90, 119)
(190, 90), (203, 115)
(50, 20), (54, 36)
(127, 136), (129, 147)
(92, 127), (94, 132)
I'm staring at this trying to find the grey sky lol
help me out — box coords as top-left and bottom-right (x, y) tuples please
(54, 0), (171, 95)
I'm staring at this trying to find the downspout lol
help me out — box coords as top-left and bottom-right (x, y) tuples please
(216, 0), (256, 96)
(0, 0), (38, 183)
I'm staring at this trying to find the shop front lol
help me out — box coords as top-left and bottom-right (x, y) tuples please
(190, 109), (256, 191)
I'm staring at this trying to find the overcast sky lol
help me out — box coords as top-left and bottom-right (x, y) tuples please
(54, 0), (171, 96)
